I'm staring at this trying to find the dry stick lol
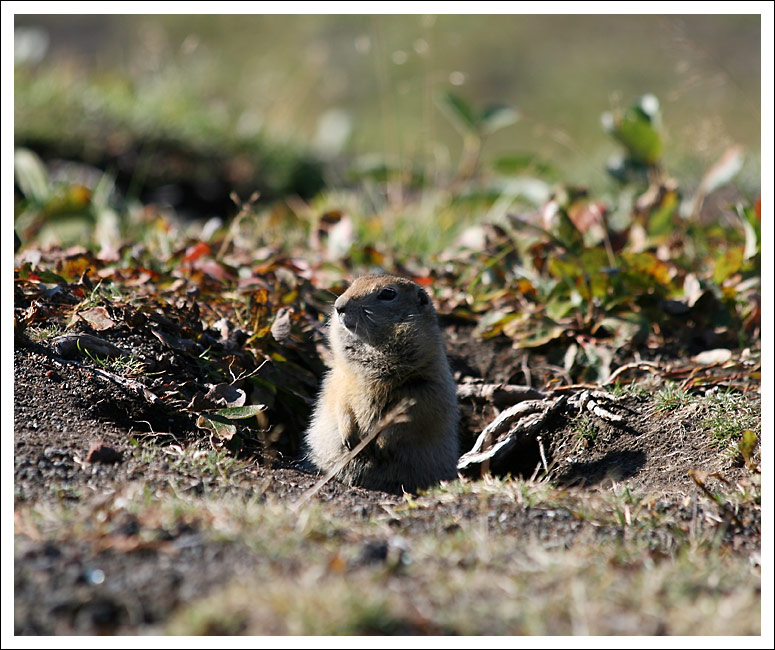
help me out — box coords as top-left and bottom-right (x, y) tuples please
(550, 382), (607, 393)
(573, 391), (625, 423)
(232, 358), (269, 383)
(603, 360), (662, 386)
(52, 354), (159, 404)
(458, 397), (565, 471)
(679, 367), (707, 391)
(456, 383), (545, 405)
(521, 355), (532, 389)
(536, 435), (549, 474)
(291, 397), (417, 512)
(90, 366), (160, 404)
(480, 431), (493, 479)
(216, 191), (260, 260)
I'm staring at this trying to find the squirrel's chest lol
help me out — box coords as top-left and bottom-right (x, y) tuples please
(329, 367), (396, 429)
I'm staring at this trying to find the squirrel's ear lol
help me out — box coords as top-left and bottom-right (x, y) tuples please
(418, 289), (430, 307)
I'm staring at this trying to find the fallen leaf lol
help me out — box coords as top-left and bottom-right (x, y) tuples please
(692, 349), (733, 365)
(216, 404), (268, 421)
(183, 242), (211, 263)
(271, 307), (294, 343)
(151, 328), (199, 353)
(195, 404), (268, 441)
(205, 383), (247, 408)
(78, 306), (116, 331)
(196, 414), (237, 441)
(187, 383), (247, 410)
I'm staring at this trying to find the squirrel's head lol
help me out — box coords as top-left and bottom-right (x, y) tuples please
(330, 274), (440, 375)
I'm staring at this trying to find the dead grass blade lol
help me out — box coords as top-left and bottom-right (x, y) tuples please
(291, 397), (416, 511)
(688, 469), (743, 527)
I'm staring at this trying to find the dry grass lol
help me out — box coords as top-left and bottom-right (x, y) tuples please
(15, 468), (760, 635)
(164, 487), (760, 635)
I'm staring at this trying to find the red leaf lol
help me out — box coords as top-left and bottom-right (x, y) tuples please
(183, 242), (211, 263)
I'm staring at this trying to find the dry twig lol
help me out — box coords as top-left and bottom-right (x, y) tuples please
(291, 397), (417, 511)
(603, 360), (661, 385)
(458, 396), (567, 470)
(569, 389), (625, 423)
(456, 382), (545, 407)
(460, 385), (632, 473)
(51, 353), (160, 404)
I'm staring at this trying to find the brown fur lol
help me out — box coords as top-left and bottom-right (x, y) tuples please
(305, 274), (459, 493)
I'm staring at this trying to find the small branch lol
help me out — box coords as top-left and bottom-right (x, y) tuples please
(469, 400), (549, 453)
(570, 390), (625, 423)
(536, 435), (549, 474)
(456, 383), (545, 407)
(52, 354), (159, 404)
(90, 366), (161, 404)
(603, 360), (662, 386)
(459, 384), (635, 473)
(458, 396), (566, 470)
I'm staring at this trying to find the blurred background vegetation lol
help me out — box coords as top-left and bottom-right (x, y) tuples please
(13, 12), (762, 427)
(14, 13), (761, 255)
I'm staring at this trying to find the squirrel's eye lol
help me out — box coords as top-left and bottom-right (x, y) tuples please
(377, 287), (397, 301)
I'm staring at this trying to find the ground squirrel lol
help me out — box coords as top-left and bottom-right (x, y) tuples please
(305, 274), (459, 494)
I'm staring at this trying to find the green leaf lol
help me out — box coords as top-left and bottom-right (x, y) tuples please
(713, 248), (744, 284)
(547, 256), (582, 283)
(646, 191), (679, 238)
(492, 153), (556, 178)
(512, 320), (567, 348)
(437, 92), (478, 135)
(620, 252), (673, 288)
(348, 156), (425, 186)
(614, 114), (662, 164)
(473, 309), (518, 338)
(737, 430), (758, 466)
(17, 264), (67, 284)
(196, 414), (237, 441)
(479, 104), (519, 135)
(196, 404), (268, 440)
(598, 312), (649, 349)
(553, 211), (585, 253)
(14, 148), (50, 203)
(216, 404), (268, 420)
(605, 97), (663, 165)
(545, 297), (575, 321)
(36, 270), (69, 284)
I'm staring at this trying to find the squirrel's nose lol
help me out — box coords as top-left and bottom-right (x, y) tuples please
(334, 295), (348, 315)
